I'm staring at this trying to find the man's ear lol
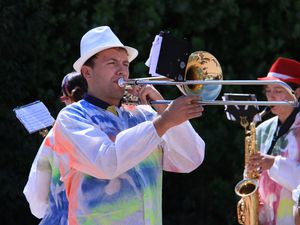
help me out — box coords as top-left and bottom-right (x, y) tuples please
(81, 65), (92, 80)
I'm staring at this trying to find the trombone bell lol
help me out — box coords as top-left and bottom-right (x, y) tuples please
(178, 51), (223, 101)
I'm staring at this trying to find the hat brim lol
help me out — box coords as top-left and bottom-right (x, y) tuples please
(73, 45), (138, 72)
(257, 76), (281, 81)
(258, 76), (300, 85)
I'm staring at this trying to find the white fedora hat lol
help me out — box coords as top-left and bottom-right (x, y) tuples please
(73, 26), (138, 72)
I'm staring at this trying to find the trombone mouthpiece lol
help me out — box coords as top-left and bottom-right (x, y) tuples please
(118, 78), (126, 87)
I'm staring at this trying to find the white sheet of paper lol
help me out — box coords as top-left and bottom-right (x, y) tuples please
(145, 35), (164, 77)
(13, 101), (55, 134)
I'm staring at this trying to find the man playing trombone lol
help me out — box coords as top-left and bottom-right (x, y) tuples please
(247, 57), (300, 225)
(52, 26), (205, 225)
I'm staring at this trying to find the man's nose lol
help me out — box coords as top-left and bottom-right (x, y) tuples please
(117, 66), (128, 77)
(117, 71), (126, 78)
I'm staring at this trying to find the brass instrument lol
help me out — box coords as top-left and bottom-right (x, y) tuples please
(234, 106), (272, 225)
(235, 118), (260, 225)
(119, 51), (298, 107)
(177, 51), (223, 100)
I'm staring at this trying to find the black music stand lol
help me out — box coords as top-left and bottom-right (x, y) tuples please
(146, 31), (192, 81)
(155, 31), (191, 81)
(223, 93), (261, 125)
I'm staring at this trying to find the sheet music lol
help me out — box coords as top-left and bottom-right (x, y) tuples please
(13, 101), (55, 134)
(145, 35), (164, 77)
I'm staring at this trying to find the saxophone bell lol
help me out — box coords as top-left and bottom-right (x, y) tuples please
(235, 178), (258, 197)
(235, 178), (259, 225)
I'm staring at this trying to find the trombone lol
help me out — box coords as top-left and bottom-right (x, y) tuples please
(119, 51), (298, 107)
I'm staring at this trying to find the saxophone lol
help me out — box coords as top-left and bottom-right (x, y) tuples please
(234, 117), (260, 225)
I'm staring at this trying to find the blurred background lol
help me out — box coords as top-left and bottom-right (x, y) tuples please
(1, 0), (300, 224)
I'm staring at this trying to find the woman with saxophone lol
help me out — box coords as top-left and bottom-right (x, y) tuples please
(247, 57), (300, 225)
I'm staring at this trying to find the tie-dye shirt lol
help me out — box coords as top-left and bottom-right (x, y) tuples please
(257, 112), (300, 225)
(52, 99), (205, 225)
(23, 129), (68, 225)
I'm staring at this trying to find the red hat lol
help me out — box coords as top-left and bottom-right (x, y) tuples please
(258, 57), (300, 85)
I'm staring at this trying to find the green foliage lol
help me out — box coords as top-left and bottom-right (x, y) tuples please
(1, 0), (300, 224)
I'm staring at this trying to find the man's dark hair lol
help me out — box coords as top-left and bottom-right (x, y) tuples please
(83, 54), (99, 68)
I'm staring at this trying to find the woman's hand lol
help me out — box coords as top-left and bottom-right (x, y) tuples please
(247, 152), (275, 174)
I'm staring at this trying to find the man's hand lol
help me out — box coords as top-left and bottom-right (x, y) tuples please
(127, 84), (167, 113)
(128, 84), (204, 136)
(153, 95), (204, 137)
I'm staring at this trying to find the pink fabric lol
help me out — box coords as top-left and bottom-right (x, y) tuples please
(259, 168), (283, 225)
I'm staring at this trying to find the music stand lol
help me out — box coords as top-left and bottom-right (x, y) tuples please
(13, 100), (55, 137)
(145, 31), (191, 81)
(223, 93), (262, 127)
